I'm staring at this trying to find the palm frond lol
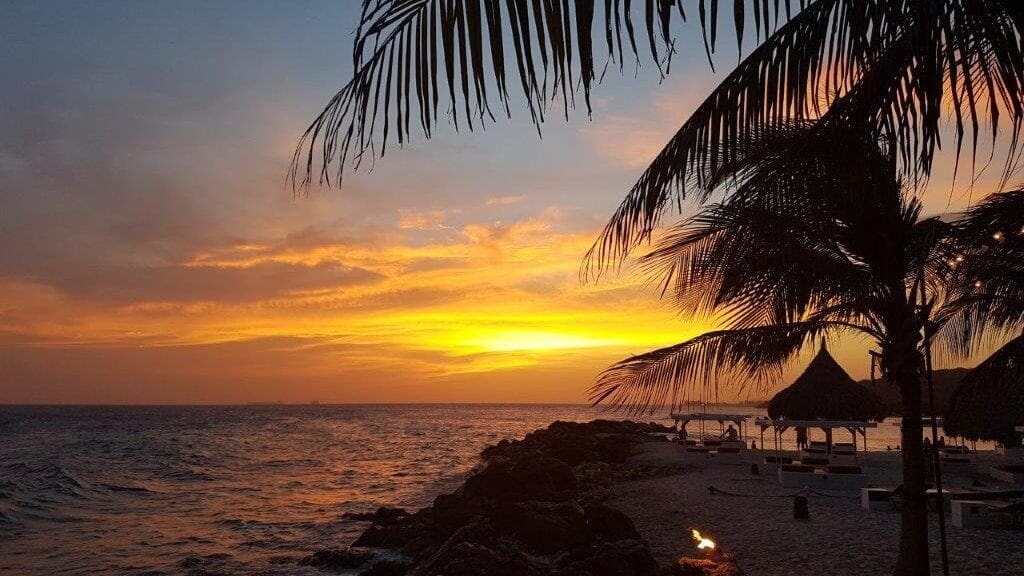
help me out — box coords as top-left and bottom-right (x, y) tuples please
(589, 321), (856, 414)
(586, 0), (1024, 272)
(290, 0), (802, 188)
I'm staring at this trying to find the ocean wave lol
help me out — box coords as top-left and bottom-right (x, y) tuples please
(99, 483), (155, 494)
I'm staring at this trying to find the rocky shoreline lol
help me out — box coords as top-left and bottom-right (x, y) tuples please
(299, 419), (703, 576)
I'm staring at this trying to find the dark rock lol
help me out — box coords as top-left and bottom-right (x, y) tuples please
(492, 501), (590, 554)
(360, 559), (411, 576)
(298, 549), (374, 570)
(419, 541), (540, 576)
(463, 453), (577, 502)
(583, 503), (640, 542)
(431, 492), (484, 535)
(593, 433), (644, 463)
(554, 539), (659, 576)
(344, 507), (410, 524)
(352, 510), (433, 551)
(346, 419), (695, 576)
(573, 461), (613, 490)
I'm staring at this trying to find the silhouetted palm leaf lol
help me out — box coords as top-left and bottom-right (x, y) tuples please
(589, 122), (983, 413)
(589, 321), (844, 414)
(585, 0), (1024, 271)
(290, 0), (742, 187)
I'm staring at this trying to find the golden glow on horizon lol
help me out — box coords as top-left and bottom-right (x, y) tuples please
(2, 209), (715, 399)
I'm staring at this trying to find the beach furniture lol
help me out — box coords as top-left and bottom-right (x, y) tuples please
(673, 412), (752, 464)
(952, 500), (1002, 528)
(711, 446), (744, 464)
(779, 463), (867, 490)
(862, 487), (895, 511)
(949, 499), (1024, 529)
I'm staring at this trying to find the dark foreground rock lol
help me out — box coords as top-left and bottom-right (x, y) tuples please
(306, 419), (678, 576)
(298, 549), (374, 570)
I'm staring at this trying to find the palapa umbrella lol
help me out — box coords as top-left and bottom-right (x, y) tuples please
(944, 334), (1024, 446)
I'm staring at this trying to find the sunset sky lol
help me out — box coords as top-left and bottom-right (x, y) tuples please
(1, 2), (1009, 404)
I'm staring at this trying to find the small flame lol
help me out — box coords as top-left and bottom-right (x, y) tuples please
(691, 529), (716, 550)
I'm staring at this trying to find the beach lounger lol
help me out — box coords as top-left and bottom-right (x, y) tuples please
(951, 499), (1015, 529)
(779, 464), (867, 490)
(862, 487), (895, 511)
(823, 463), (860, 474)
(711, 446), (744, 464)
(940, 454), (972, 465)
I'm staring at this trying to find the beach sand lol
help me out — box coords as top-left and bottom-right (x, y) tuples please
(606, 441), (1024, 576)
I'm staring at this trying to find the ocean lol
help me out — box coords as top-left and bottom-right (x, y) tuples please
(0, 404), (946, 575)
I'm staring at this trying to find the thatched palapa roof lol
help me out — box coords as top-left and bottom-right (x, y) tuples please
(768, 341), (888, 422)
(943, 334), (1024, 445)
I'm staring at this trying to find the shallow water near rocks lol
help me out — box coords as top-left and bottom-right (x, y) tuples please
(0, 405), (605, 575)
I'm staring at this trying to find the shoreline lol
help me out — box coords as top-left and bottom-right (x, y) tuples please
(303, 419), (1022, 576)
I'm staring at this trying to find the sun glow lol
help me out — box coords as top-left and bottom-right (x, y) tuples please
(461, 330), (625, 353)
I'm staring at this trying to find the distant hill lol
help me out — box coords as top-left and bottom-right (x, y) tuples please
(858, 368), (970, 416)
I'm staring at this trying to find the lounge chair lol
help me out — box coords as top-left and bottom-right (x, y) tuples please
(950, 499), (1024, 529)
(861, 487), (896, 511)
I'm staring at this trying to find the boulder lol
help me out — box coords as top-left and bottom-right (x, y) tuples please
(583, 503), (640, 542)
(492, 501), (590, 554)
(463, 454), (577, 503)
(360, 559), (411, 576)
(344, 507), (410, 524)
(418, 541), (540, 576)
(352, 510), (433, 552)
(573, 461), (613, 490)
(553, 539), (659, 576)
(298, 549), (374, 570)
(430, 492), (485, 536)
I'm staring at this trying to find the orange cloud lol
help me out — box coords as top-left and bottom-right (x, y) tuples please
(1, 208), (712, 403)
(398, 209), (450, 230)
(485, 195), (525, 206)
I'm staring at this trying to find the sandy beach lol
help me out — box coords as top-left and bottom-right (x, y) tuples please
(312, 420), (1024, 575)
(608, 441), (1024, 576)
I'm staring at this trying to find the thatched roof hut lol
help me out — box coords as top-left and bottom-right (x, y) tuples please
(944, 334), (1024, 445)
(768, 341), (888, 422)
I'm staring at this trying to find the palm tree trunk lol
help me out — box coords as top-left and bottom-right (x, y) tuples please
(892, 351), (931, 576)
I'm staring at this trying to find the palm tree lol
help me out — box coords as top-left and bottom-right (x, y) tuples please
(292, 1), (1024, 206)
(292, 3), (1024, 575)
(941, 189), (1024, 445)
(586, 122), (989, 576)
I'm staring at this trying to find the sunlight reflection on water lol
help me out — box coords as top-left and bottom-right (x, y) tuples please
(0, 404), (604, 575)
(0, 404), (964, 575)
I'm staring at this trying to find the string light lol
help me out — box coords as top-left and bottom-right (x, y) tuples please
(993, 231), (1004, 241)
